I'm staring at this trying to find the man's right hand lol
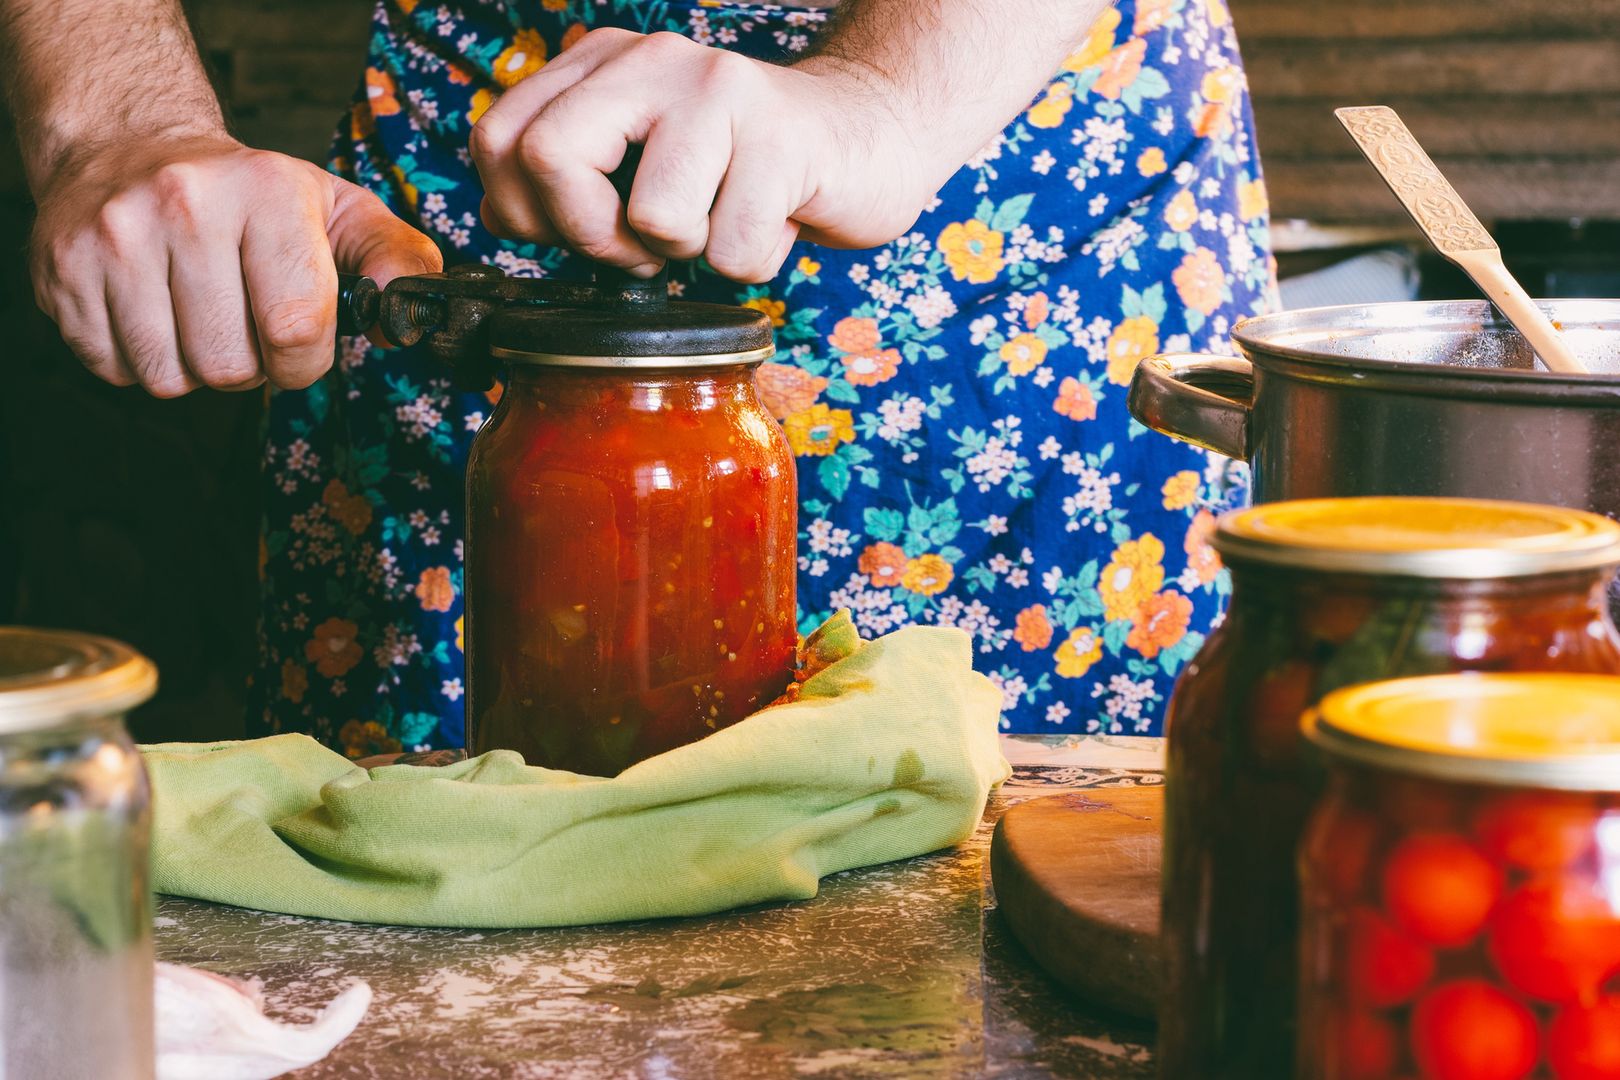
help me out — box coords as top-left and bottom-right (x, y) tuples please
(28, 136), (442, 397)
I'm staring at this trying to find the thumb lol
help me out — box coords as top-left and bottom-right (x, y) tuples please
(326, 177), (443, 287)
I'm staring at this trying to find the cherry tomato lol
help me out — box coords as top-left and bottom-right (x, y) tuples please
(1475, 792), (1598, 873)
(1347, 907), (1436, 1007)
(1382, 776), (1467, 831)
(1303, 808), (1382, 905)
(1548, 997), (1620, 1080)
(1249, 659), (1317, 765)
(1488, 875), (1620, 1004)
(1326, 1006), (1399, 1080)
(1304, 592), (1377, 646)
(1382, 832), (1502, 947)
(1411, 980), (1539, 1080)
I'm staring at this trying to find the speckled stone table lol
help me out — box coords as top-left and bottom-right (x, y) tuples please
(154, 747), (1161, 1079)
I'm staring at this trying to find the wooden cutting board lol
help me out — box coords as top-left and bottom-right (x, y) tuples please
(989, 786), (1162, 1021)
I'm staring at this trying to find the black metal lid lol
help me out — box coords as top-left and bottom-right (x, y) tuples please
(488, 299), (774, 367)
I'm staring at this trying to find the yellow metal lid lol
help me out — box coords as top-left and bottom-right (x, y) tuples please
(0, 627), (157, 734)
(1304, 673), (1620, 790)
(1214, 497), (1620, 578)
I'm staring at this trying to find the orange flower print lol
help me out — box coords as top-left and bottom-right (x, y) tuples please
(280, 659), (308, 704)
(1027, 83), (1073, 129)
(493, 29), (547, 88)
(1054, 377), (1098, 421)
(1106, 316), (1160, 387)
(1013, 605), (1055, 652)
(1001, 333), (1050, 377)
(561, 23), (587, 50)
(1094, 38), (1146, 101)
(1239, 178), (1269, 223)
(1174, 248), (1225, 316)
(843, 348), (901, 387)
(1024, 292), (1050, 329)
(1162, 470), (1200, 511)
(1137, 147), (1168, 177)
(828, 316), (881, 355)
(755, 363), (828, 420)
(742, 296), (787, 329)
(783, 404), (855, 457)
(1127, 591), (1193, 658)
(1063, 6), (1120, 72)
(1185, 510), (1223, 585)
(306, 618), (362, 678)
(1201, 65), (1244, 105)
(858, 542), (909, 588)
(483, 380), (504, 407)
(445, 62), (473, 86)
(468, 88), (497, 126)
(1164, 190), (1198, 233)
(1134, 0), (1175, 35)
(901, 554), (954, 596)
(1193, 100), (1232, 139)
(938, 220), (1005, 284)
(322, 478), (373, 536)
(1099, 535), (1166, 623)
(541, 0), (567, 9)
(339, 719), (400, 760)
(1055, 627), (1104, 678)
(416, 566), (454, 613)
(366, 68), (401, 117)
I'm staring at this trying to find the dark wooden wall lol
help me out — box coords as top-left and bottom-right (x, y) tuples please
(1, 1), (1615, 742)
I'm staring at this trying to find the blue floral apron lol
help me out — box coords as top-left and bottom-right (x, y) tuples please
(252, 0), (1275, 756)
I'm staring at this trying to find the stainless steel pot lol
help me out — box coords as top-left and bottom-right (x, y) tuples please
(1128, 299), (1620, 513)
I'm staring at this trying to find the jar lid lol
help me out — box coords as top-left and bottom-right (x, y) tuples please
(1304, 673), (1620, 790)
(1213, 497), (1620, 578)
(0, 627), (157, 733)
(487, 301), (775, 368)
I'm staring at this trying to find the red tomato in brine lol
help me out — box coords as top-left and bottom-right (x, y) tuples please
(1474, 792), (1598, 873)
(1488, 875), (1620, 1004)
(1327, 1006), (1399, 1080)
(1347, 907), (1436, 1007)
(1303, 808), (1382, 905)
(1383, 833), (1502, 947)
(1548, 997), (1620, 1080)
(1411, 980), (1539, 1080)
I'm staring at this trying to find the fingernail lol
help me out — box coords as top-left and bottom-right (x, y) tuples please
(628, 261), (663, 278)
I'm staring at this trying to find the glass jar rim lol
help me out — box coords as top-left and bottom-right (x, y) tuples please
(1214, 497), (1620, 579)
(0, 628), (156, 733)
(491, 344), (775, 370)
(1305, 672), (1620, 790)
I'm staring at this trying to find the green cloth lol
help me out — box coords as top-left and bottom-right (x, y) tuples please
(144, 625), (1009, 928)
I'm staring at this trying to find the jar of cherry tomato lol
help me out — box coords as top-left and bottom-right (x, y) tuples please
(1159, 498), (1620, 1079)
(465, 297), (797, 776)
(1300, 673), (1620, 1080)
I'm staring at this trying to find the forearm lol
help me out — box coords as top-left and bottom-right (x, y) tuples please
(806, 0), (1110, 179)
(0, 0), (225, 190)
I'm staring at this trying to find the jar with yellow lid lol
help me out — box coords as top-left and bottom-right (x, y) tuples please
(1299, 674), (1620, 1080)
(0, 627), (158, 1079)
(1158, 497), (1620, 1079)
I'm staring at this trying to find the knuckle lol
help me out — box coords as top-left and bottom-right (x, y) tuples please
(515, 127), (564, 177)
(150, 161), (206, 209)
(626, 201), (698, 247)
(640, 31), (691, 59)
(700, 49), (757, 92)
(92, 198), (144, 253)
(468, 117), (512, 165)
(258, 298), (331, 353)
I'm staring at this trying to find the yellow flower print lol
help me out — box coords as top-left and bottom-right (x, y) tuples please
(455, 614), (465, 652)
(493, 29), (547, 88)
(742, 296), (787, 329)
(797, 255), (822, 277)
(1105, 315), (1160, 387)
(1137, 147), (1168, 177)
(339, 719), (400, 761)
(1134, 0), (1175, 35)
(322, 478), (374, 535)
(1201, 65), (1244, 104)
(1027, 83), (1073, 129)
(280, 659), (308, 704)
(1063, 6), (1120, 72)
(1055, 627), (1103, 678)
(782, 403), (855, 457)
(1174, 247), (1225, 317)
(901, 554), (954, 597)
(938, 219), (1005, 284)
(1099, 535), (1166, 623)
(1206, 0), (1232, 27)
(541, 0), (567, 8)
(1164, 190), (1198, 233)
(1000, 333), (1049, 377)
(468, 87), (496, 126)
(1162, 470), (1200, 511)
(1239, 178), (1269, 223)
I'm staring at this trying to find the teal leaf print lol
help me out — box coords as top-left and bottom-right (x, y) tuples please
(990, 194), (1035, 233)
(864, 507), (904, 542)
(818, 454), (850, 500)
(397, 711), (438, 746)
(1121, 67), (1172, 114)
(1103, 619), (1132, 655)
(824, 378), (861, 404)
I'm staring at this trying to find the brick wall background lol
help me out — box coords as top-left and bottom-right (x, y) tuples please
(1, 0), (1616, 741)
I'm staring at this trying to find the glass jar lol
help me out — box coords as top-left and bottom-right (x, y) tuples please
(1299, 673), (1620, 1080)
(1159, 498), (1620, 1079)
(466, 309), (797, 776)
(0, 627), (157, 1079)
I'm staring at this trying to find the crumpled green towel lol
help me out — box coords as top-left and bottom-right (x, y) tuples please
(144, 624), (1009, 928)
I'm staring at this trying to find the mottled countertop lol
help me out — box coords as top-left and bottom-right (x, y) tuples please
(155, 737), (1161, 1079)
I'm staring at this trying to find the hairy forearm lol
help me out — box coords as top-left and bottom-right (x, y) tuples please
(807, 0), (1109, 178)
(0, 0), (225, 190)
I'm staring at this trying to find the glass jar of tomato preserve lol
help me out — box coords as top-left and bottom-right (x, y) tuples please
(1159, 497), (1620, 1079)
(466, 298), (797, 776)
(1300, 673), (1620, 1080)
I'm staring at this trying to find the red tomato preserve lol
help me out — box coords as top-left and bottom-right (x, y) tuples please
(1160, 498), (1620, 1079)
(1300, 674), (1620, 1080)
(465, 315), (796, 776)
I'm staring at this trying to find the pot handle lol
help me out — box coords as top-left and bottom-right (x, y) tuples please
(1127, 354), (1253, 461)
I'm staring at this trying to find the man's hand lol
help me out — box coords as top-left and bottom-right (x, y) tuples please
(29, 138), (441, 397)
(470, 29), (929, 284)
